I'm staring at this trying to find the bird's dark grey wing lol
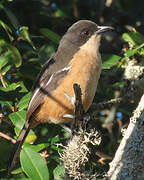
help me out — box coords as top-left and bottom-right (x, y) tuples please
(26, 41), (79, 122)
(26, 57), (54, 121)
(26, 57), (70, 121)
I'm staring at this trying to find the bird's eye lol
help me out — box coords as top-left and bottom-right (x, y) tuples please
(81, 29), (91, 36)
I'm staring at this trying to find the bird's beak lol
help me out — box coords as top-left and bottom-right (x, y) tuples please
(96, 26), (114, 34)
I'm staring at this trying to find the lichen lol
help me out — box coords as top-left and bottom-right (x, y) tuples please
(60, 128), (101, 180)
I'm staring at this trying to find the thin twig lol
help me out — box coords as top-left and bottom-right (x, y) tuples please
(96, 151), (113, 164)
(0, 132), (16, 144)
(90, 97), (122, 111)
(73, 0), (79, 18)
(89, 88), (138, 111)
(0, 69), (6, 88)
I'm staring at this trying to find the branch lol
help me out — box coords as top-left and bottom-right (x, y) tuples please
(0, 132), (16, 144)
(89, 82), (143, 111)
(107, 93), (144, 180)
(72, 83), (86, 131)
(73, 84), (85, 120)
(73, 0), (79, 18)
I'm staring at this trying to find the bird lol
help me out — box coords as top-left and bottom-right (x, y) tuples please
(7, 20), (113, 176)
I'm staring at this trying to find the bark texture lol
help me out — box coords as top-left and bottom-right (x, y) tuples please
(107, 94), (144, 180)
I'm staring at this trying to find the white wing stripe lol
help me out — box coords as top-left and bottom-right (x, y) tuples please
(46, 74), (53, 86)
(28, 74), (54, 108)
(28, 66), (71, 109)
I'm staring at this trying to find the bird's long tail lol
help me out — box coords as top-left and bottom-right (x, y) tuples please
(7, 120), (30, 177)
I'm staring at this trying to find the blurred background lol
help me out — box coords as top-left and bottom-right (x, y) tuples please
(0, 0), (144, 179)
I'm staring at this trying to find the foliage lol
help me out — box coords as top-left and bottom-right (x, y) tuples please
(0, 0), (144, 179)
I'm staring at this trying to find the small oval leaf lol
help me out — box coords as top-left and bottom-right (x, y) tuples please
(2, 6), (20, 29)
(102, 54), (121, 69)
(0, 53), (9, 69)
(53, 165), (65, 180)
(7, 45), (22, 67)
(23, 143), (49, 152)
(122, 32), (144, 46)
(9, 110), (27, 129)
(18, 26), (36, 50)
(20, 147), (49, 180)
(40, 28), (61, 44)
(0, 20), (14, 41)
(8, 110), (36, 142)
(17, 92), (32, 111)
(2, 64), (12, 75)
(125, 49), (137, 57)
(0, 40), (22, 67)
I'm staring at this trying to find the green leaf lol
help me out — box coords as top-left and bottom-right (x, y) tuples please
(6, 82), (19, 90)
(0, 82), (22, 106)
(138, 47), (144, 56)
(17, 92), (32, 111)
(122, 31), (144, 46)
(9, 110), (27, 129)
(40, 28), (61, 44)
(0, 81), (28, 93)
(0, 100), (12, 106)
(0, 39), (7, 50)
(11, 167), (23, 175)
(102, 54), (121, 69)
(38, 44), (55, 65)
(0, 3), (3, 8)
(125, 49), (137, 57)
(11, 167), (31, 179)
(0, 20), (14, 41)
(51, 137), (60, 145)
(50, 145), (62, 152)
(18, 63), (40, 80)
(0, 53), (9, 69)
(113, 81), (126, 87)
(55, 9), (67, 17)
(14, 128), (37, 144)
(25, 134), (37, 144)
(9, 109), (37, 142)
(6, 178), (31, 180)
(0, 39), (22, 67)
(0, 5), (20, 29)
(23, 143), (49, 152)
(6, 44), (22, 67)
(0, 51), (13, 70)
(2, 64), (12, 75)
(20, 147), (49, 180)
(18, 26), (36, 50)
(16, 81), (28, 93)
(53, 165), (65, 180)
